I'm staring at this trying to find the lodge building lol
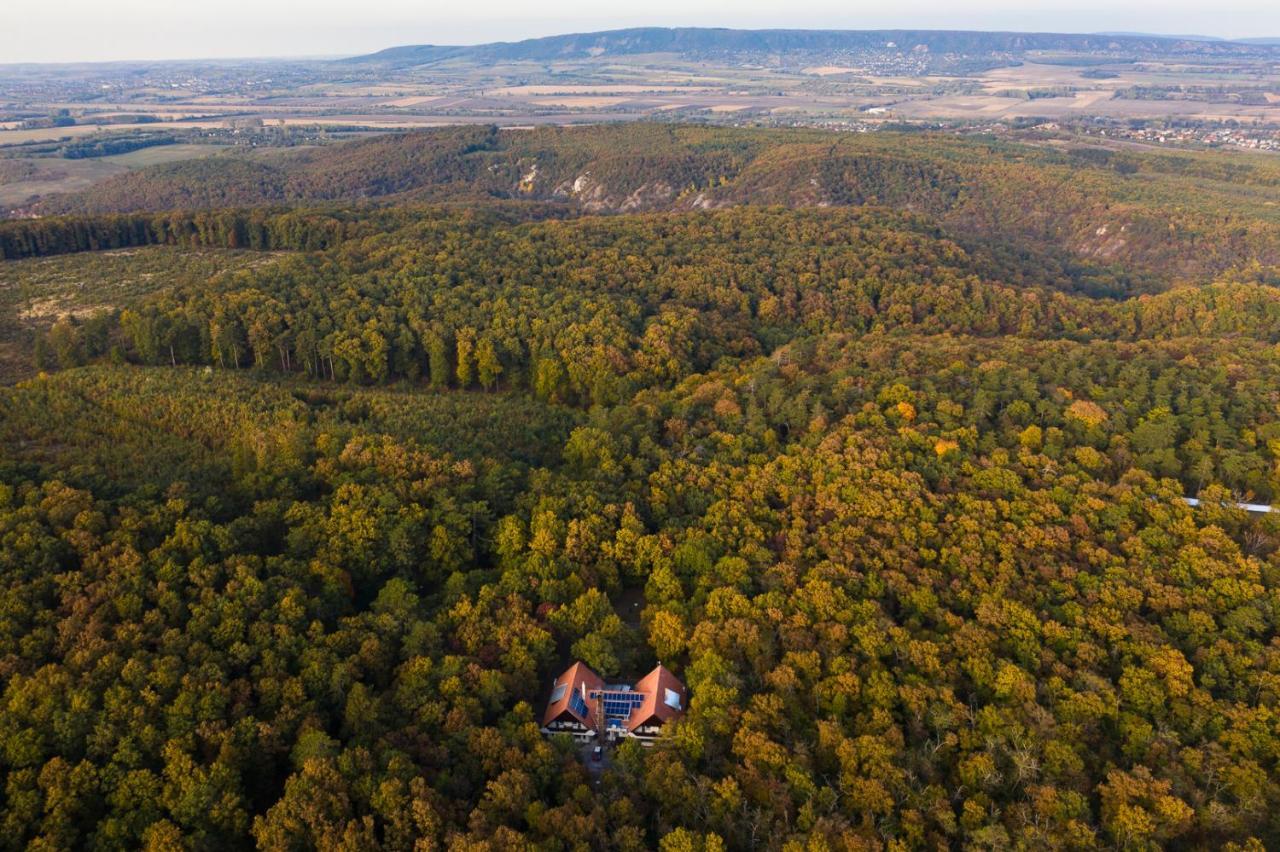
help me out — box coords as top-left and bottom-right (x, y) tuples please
(541, 661), (686, 746)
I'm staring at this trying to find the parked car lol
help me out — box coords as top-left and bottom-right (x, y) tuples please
(591, 746), (603, 761)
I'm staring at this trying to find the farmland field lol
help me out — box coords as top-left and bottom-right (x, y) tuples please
(0, 143), (234, 208)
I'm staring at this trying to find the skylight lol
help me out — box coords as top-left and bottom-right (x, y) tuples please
(550, 683), (566, 703)
(664, 688), (682, 710)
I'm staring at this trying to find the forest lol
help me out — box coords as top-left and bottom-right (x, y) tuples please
(3, 123), (1280, 850)
(17, 123), (1280, 293)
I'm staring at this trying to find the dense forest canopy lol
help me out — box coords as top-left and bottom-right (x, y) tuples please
(3, 122), (1280, 849)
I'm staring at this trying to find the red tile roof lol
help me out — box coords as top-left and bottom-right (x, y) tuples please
(543, 661), (688, 735)
(542, 660), (604, 728)
(626, 664), (687, 731)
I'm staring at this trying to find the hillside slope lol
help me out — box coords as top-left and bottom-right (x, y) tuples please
(28, 124), (1280, 293)
(342, 26), (1280, 67)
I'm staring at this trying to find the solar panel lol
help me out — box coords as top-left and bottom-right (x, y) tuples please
(569, 692), (589, 718)
(596, 690), (645, 720)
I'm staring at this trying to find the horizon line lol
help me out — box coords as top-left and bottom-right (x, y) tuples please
(2, 24), (1277, 68)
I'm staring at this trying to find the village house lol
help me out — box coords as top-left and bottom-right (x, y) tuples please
(541, 661), (686, 746)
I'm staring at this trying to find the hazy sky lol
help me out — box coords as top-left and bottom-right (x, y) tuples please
(3, 0), (1278, 64)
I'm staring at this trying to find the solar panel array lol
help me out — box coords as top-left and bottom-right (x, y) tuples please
(594, 690), (645, 723)
(569, 691), (589, 719)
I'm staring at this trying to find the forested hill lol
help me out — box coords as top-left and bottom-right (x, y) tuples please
(342, 26), (1280, 67)
(7, 209), (1280, 847)
(23, 124), (1280, 293)
(7, 118), (1280, 847)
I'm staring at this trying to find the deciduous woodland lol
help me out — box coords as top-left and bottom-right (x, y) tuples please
(3, 123), (1280, 849)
